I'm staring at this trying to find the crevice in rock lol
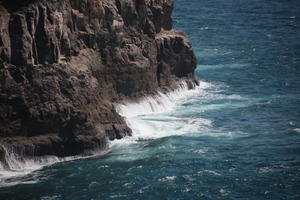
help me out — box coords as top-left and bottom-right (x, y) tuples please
(0, 0), (198, 160)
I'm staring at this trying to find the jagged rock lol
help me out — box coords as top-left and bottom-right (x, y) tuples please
(0, 0), (197, 159)
(156, 30), (197, 86)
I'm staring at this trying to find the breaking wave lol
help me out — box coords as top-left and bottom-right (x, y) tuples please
(0, 145), (107, 187)
(0, 80), (209, 186)
(113, 81), (212, 145)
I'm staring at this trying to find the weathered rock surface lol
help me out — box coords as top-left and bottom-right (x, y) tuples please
(0, 0), (198, 160)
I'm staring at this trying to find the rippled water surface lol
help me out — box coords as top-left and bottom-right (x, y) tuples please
(1, 0), (300, 199)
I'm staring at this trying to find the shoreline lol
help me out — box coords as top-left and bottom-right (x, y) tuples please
(0, 79), (200, 185)
(0, 0), (198, 185)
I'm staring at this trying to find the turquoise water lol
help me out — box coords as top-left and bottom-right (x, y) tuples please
(1, 0), (300, 199)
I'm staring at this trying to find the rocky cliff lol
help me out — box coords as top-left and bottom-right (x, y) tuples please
(0, 0), (197, 163)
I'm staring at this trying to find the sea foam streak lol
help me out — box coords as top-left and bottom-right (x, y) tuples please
(0, 146), (61, 186)
(0, 145), (107, 187)
(113, 81), (211, 146)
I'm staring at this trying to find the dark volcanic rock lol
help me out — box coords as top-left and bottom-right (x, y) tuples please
(156, 30), (197, 86)
(0, 0), (198, 160)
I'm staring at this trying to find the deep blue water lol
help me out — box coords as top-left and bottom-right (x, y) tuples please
(1, 0), (300, 199)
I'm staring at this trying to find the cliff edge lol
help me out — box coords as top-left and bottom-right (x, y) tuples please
(0, 0), (198, 163)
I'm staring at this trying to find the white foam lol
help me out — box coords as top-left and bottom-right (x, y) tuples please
(192, 148), (208, 154)
(0, 146), (60, 182)
(117, 81), (210, 118)
(0, 146), (108, 187)
(112, 81), (211, 147)
(293, 128), (300, 133)
(158, 176), (177, 182)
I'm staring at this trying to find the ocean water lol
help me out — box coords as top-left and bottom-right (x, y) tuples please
(1, 0), (300, 199)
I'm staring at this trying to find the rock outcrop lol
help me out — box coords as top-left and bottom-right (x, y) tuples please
(0, 0), (197, 161)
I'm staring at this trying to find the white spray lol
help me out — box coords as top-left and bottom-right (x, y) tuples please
(114, 81), (212, 144)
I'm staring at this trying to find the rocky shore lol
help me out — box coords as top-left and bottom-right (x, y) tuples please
(0, 0), (198, 165)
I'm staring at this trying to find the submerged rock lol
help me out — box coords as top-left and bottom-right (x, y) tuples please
(0, 0), (198, 160)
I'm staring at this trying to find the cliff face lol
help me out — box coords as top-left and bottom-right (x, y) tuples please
(0, 0), (197, 159)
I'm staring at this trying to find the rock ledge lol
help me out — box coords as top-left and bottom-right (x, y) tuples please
(0, 0), (198, 161)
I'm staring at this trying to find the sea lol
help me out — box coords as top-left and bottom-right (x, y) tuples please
(1, 0), (300, 199)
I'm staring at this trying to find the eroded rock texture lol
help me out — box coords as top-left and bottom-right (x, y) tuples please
(0, 0), (197, 158)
